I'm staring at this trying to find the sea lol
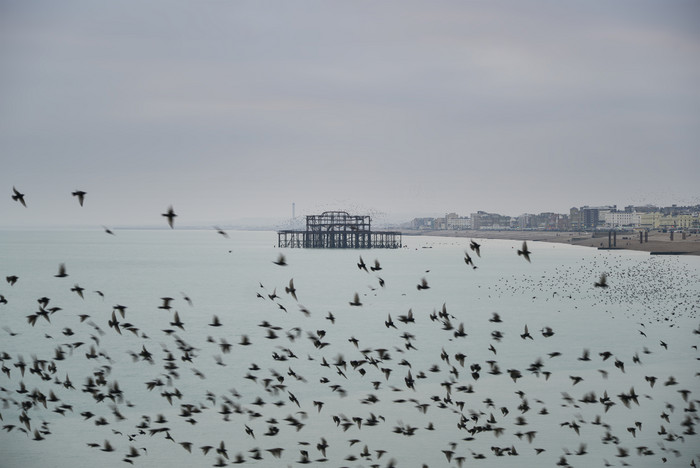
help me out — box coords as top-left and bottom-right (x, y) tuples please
(0, 229), (698, 468)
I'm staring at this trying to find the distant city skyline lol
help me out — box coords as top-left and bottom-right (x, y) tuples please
(3, 193), (696, 230)
(2, 1), (699, 228)
(403, 201), (699, 230)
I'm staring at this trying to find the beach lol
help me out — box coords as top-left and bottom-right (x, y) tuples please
(402, 229), (700, 255)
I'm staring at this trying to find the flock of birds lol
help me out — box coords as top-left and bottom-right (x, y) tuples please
(1, 186), (699, 468)
(487, 253), (700, 329)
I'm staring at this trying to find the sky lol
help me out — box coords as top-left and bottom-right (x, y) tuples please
(1, 0), (699, 228)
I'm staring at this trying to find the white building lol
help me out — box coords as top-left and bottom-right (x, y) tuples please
(443, 213), (471, 230)
(605, 211), (641, 229)
(447, 217), (471, 230)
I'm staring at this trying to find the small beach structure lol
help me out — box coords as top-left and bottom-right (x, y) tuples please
(277, 211), (402, 248)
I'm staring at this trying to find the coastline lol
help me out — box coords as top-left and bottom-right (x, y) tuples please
(401, 229), (700, 256)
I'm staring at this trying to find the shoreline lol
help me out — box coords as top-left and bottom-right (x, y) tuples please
(401, 229), (700, 256)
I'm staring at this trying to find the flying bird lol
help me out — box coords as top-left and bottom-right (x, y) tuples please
(517, 241), (531, 262)
(71, 284), (85, 299)
(470, 240), (481, 257)
(273, 253), (287, 266)
(209, 315), (222, 327)
(594, 273), (608, 288)
(11, 187), (26, 207)
(159, 297), (173, 310)
(349, 293), (362, 306)
(464, 252), (476, 269)
(357, 256), (368, 272)
(285, 278), (297, 301)
(113, 304), (127, 318)
(55, 263), (68, 278)
(108, 311), (121, 334)
(72, 191), (86, 206)
(162, 206), (177, 229)
(181, 292), (193, 306)
(214, 226), (229, 238)
(170, 312), (185, 331)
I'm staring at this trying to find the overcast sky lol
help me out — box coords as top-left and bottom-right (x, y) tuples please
(2, 1), (699, 228)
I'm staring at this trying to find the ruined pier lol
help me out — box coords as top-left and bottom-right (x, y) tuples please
(277, 211), (402, 249)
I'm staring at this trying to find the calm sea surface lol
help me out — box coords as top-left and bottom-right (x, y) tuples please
(1, 229), (698, 467)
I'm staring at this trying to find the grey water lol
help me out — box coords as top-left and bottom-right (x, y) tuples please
(1, 229), (698, 467)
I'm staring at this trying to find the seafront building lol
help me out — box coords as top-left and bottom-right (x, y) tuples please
(568, 206), (612, 230)
(605, 211), (641, 229)
(409, 217), (435, 230)
(404, 204), (700, 233)
(470, 211), (511, 230)
(639, 212), (662, 230)
(640, 213), (699, 230)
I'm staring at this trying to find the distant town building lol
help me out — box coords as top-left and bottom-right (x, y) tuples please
(517, 214), (533, 230)
(569, 207), (583, 231)
(604, 211), (641, 229)
(410, 217), (435, 230)
(471, 211), (511, 230)
(400, 203), (698, 234)
(582, 207), (599, 230)
(624, 204), (659, 213)
(657, 214), (699, 230)
(427, 213), (471, 230)
(574, 205), (616, 230)
(662, 204), (700, 216)
(518, 212), (569, 230)
(446, 213), (470, 230)
(639, 212), (663, 230)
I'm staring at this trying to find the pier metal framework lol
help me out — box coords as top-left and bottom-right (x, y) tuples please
(278, 211), (401, 249)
